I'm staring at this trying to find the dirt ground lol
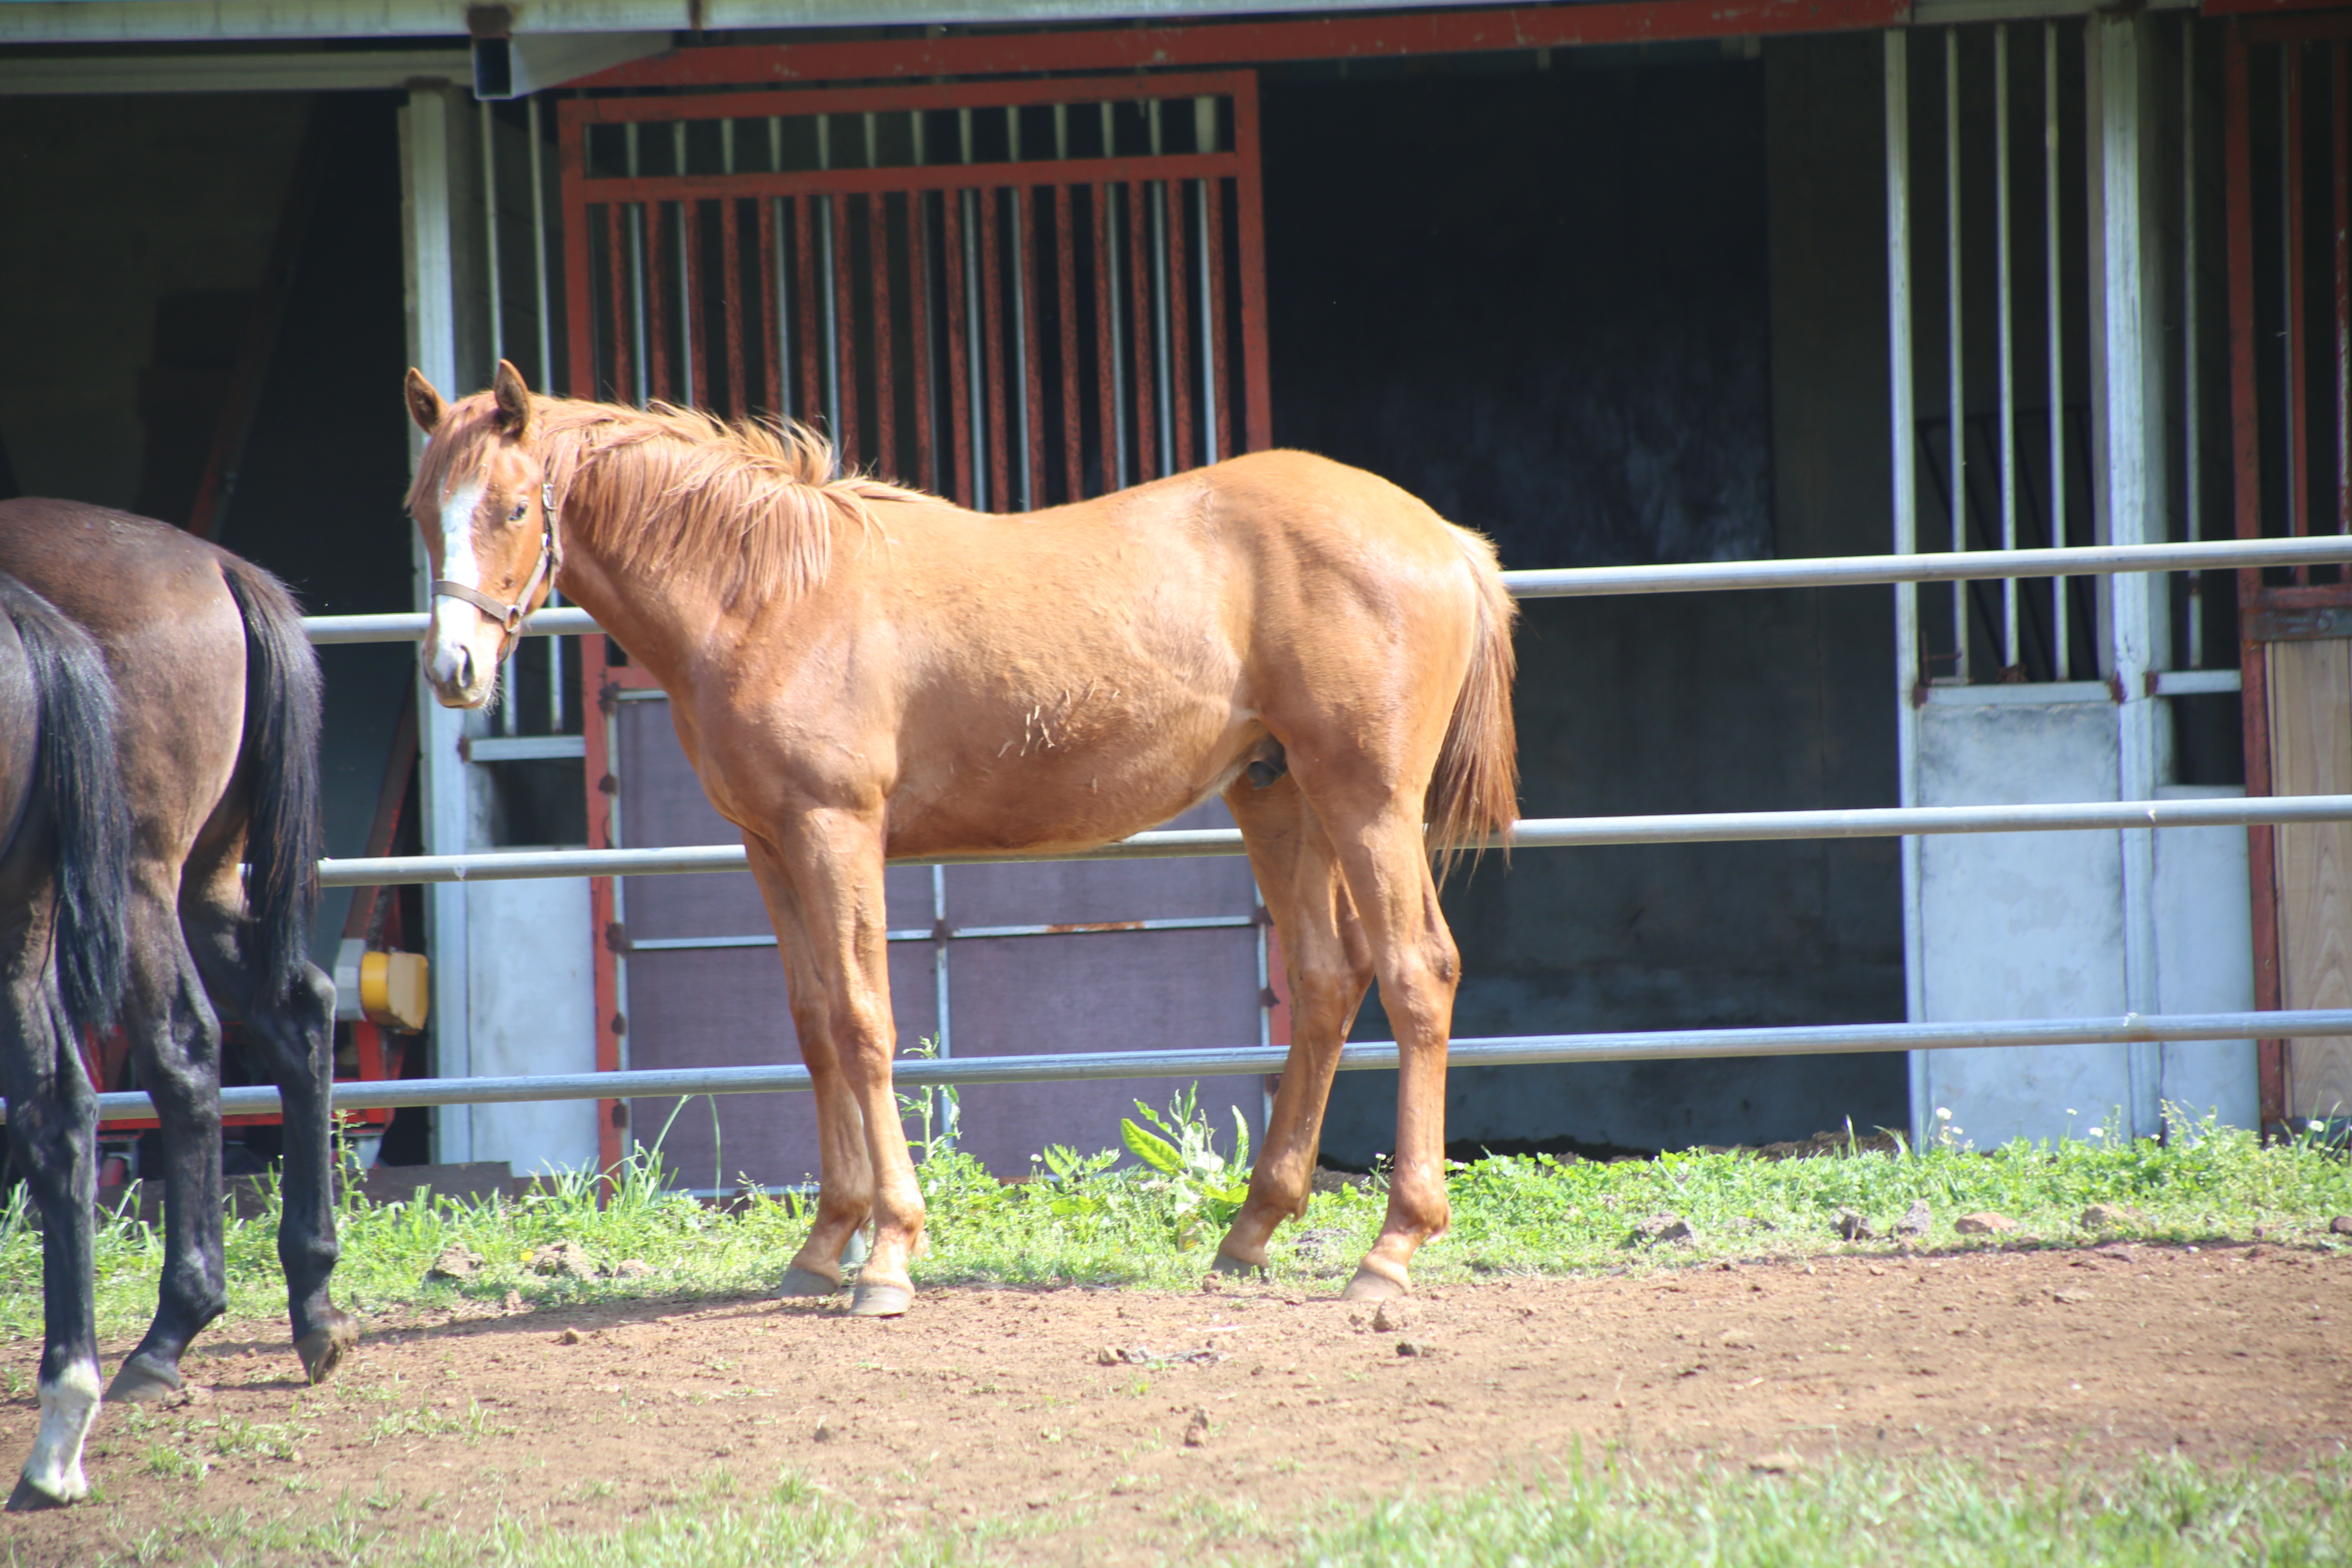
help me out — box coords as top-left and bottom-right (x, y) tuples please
(3, 1241), (2348, 1562)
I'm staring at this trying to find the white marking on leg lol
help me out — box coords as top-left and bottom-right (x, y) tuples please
(20, 1359), (100, 1504)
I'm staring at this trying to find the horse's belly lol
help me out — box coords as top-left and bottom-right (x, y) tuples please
(884, 724), (1244, 860)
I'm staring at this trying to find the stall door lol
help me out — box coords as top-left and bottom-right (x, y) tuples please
(559, 74), (1280, 1185)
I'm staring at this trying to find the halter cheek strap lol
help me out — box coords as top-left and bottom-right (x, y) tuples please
(432, 481), (561, 636)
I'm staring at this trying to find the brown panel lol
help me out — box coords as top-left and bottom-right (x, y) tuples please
(946, 927), (1261, 1176)
(627, 940), (940, 1191)
(2270, 639), (2352, 1116)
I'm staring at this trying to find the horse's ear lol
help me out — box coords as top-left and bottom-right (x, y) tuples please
(405, 368), (447, 434)
(492, 359), (533, 439)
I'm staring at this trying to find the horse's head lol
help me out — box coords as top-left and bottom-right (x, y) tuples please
(403, 359), (557, 709)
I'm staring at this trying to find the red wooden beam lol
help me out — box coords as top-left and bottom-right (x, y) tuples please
(575, 0), (1906, 92)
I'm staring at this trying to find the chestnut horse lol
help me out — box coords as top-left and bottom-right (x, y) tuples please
(405, 361), (1517, 1316)
(0, 502), (355, 1508)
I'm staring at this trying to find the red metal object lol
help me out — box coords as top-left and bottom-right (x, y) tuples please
(573, 0), (1906, 92)
(2288, 46), (2310, 582)
(2336, 43), (2349, 556)
(1056, 185), (1083, 503)
(722, 197), (746, 417)
(871, 194), (898, 479)
(1020, 191), (1048, 509)
(759, 198), (783, 419)
(562, 72), (1276, 1181)
(2213, 0), (2352, 19)
(686, 200), (710, 411)
(1167, 179), (1195, 471)
(944, 189), (974, 507)
(1129, 183), (1157, 481)
(980, 187), (1010, 508)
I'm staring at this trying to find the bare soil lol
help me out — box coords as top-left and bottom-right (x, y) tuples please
(4, 1241), (2348, 1563)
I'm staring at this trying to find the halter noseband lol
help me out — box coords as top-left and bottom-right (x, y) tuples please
(432, 480), (561, 635)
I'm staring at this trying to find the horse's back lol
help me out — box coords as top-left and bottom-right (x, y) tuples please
(0, 500), (251, 862)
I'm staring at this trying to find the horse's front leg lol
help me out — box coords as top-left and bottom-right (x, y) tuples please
(748, 823), (924, 1316)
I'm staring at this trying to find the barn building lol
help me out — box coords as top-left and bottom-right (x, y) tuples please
(0, 0), (2334, 1190)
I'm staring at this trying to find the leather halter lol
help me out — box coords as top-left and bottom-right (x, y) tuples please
(432, 480), (560, 635)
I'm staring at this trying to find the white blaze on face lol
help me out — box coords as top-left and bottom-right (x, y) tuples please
(19, 1358), (100, 1504)
(426, 479), (489, 697)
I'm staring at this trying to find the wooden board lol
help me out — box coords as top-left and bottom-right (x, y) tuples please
(2268, 639), (2352, 1120)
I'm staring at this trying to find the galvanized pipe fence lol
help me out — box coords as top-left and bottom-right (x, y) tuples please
(86, 530), (2349, 1126)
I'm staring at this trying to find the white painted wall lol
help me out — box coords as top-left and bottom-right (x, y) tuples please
(465, 873), (600, 1175)
(2152, 786), (2258, 1131)
(1915, 697), (2131, 1148)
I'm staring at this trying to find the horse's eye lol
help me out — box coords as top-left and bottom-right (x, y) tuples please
(509, 500), (530, 522)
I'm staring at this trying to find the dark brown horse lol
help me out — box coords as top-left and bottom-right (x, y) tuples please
(405, 362), (1517, 1317)
(0, 568), (128, 1508)
(0, 501), (355, 1509)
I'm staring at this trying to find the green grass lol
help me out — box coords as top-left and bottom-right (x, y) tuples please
(51, 1450), (2352, 1566)
(0, 1103), (2345, 1339)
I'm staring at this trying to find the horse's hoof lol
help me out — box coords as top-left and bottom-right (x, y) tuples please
(848, 1282), (913, 1318)
(1210, 1252), (1266, 1278)
(296, 1318), (359, 1386)
(105, 1354), (183, 1404)
(1340, 1264), (1409, 1303)
(6, 1473), (77, 1512)
(777, 1267), (845, 1298)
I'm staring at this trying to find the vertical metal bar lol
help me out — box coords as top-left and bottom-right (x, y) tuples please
(961, 111), (987, 507)
(944, 187), (975, 508)
(1167, 178), (1194, 470)
(871, 192), (897, 479)
(530, 95), (553, 389)
(931, 862), (954, 1142)
(1129, 180), (1158, 480)
(1947, 28), (1970, 682)
(2226, 25), (2285, 1127)
(1013, 188), (1040, 509)
(1056, 183), (1083, 501)
(1997, 26), (2021, 671)
(1149, 102), (1175, 477)
(1232, 79), (1273, 452)
(481, 99), (504, 374)
(1100, 180), (1127, 488)
(832, 193), (860, 470)
(980, 187), (1011, 511)
(2048, 22), (2069, 676)
(1887, 30), (1931, 1151)
(645, 202), (671, 403)
(795, 196), (822, 437)
(560, 105), (595, 400)
(770, 120), (792, 421)
(722, 199), (746, 418)
(606, 203), (632, 403)
(2334, 43), (2349, 552)
(1206, 174), (1230, 464)
(675, 124), (696, 407)
(817, 116), (843, 455)
(2288, 46), (2311, 573)
(684, 199), (708, 410)
(2186, 20), (2204, 661)
(760, 197), (784, 419)
(911, 190), (938, 494)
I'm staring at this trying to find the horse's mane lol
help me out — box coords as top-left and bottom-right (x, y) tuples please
(409, 395), (929, 609)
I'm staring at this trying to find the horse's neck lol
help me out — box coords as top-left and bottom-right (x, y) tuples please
(553, 495), (726, 690)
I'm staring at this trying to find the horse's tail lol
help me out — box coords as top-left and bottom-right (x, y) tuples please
(1425, 528), (1519, 886)
(219, 555), (325, 1006)
(0, 575), (130, 1037)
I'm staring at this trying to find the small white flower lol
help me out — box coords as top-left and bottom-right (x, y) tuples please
(1936, 1107), (1953, 1121)
(2088, 1127), (2107, 1138)
(2066, 1109), (2078, 1118)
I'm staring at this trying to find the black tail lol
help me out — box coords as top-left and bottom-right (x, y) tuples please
(0, 576), (130, 1036)
(219, 557), (325, 1006)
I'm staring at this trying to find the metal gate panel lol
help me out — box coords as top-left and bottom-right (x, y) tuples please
(2226, 15), (2352, 1129)
(561, 76), (1278, 1183)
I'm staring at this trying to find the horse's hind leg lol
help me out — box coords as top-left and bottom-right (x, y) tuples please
(1212, 776), (1375, 1274)
(108, 882), (229, 1403)
(180, 846), (354, 1384)
(0, 959), (102, 1508)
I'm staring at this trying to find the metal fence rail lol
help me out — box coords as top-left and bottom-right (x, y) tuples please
(304, 534), (2352, 644)
(316, 793), (2352, 886)
(84, 1009), (2352, 1123)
